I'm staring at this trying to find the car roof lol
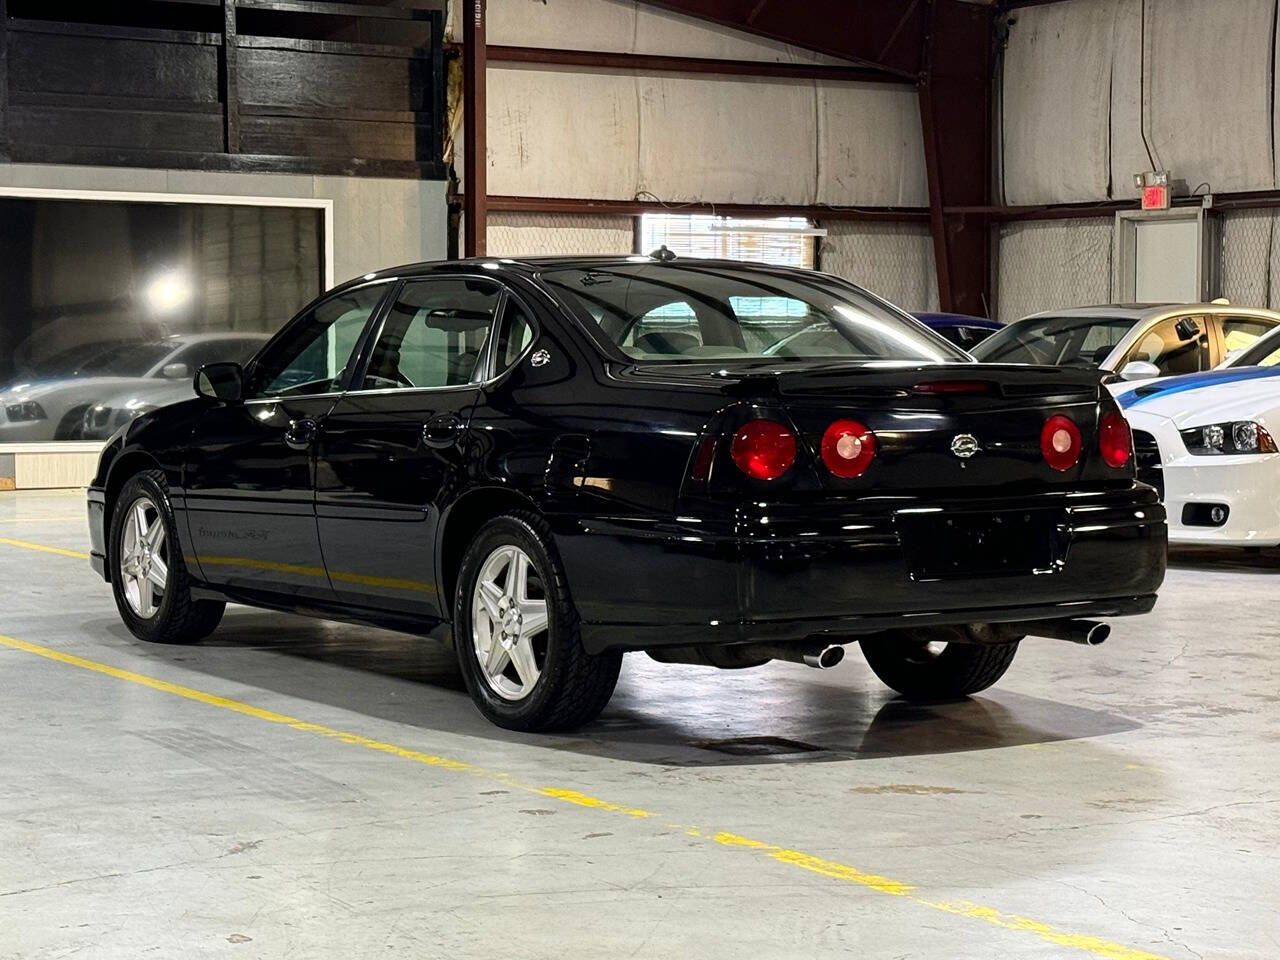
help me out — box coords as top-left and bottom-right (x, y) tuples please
(346, 255), (839, 288)
(1017, 302), (1280, 324)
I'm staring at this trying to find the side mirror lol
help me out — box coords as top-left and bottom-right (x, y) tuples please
(161, 362), (190, 380)
(1119, 360), (1161, 382)
(195, 362), (243, 403)
(1175, 317), (1200, 342)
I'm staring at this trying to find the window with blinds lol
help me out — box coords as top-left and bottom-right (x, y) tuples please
(638, 214), (817, 269)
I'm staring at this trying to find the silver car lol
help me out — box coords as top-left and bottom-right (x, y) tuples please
(0, 333), (266, 441)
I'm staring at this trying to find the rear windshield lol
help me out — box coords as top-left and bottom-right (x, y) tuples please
(540, 263), (964, 364)
(972, 315), (1136, 367)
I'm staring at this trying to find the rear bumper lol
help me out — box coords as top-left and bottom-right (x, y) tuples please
(558, 486), (1167, 653)
(87, 486), (108, 581)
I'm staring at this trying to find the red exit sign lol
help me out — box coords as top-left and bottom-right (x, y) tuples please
(1142, 184), (1170, 210)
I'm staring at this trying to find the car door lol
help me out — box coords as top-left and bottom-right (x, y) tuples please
(313, 276), (505, 616)
(184, 281), (390, 600)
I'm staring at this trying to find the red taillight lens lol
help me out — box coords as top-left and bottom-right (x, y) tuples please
(821, 419), (877, 478)
(1098, 411), (1132, 468)
(1041, 414), (1082, 472)
(731, 419), (796, 480)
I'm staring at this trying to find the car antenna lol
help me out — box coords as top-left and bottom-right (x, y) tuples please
(649, 245), (677, 262)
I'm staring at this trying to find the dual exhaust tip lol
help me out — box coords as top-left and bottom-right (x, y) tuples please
(756, 619), (1110, 670)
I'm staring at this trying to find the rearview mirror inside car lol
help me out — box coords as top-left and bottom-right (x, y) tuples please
(195, 362), (243, 403)
(1119, 360), (1161, 381)
(1175, 317), (1201, 341)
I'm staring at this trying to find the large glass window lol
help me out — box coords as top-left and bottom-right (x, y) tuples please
(361, 279), (501, 391)
(0, 194), (324, 440)
(542, 263), (962, 364)
(639, 214), (817, 269)
(248, 284), (386, 399)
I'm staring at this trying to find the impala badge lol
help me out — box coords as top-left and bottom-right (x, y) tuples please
(531, 349), (551, 368)
(951, 433), (980, 459)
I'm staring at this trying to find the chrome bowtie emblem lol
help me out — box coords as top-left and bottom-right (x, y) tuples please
(530, 349), (551, 368)
(951, 433), (980, 459)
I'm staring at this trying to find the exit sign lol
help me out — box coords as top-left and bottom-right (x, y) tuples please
(1142, 184), (1170, 210)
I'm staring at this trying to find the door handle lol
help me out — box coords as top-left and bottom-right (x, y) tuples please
(283, 418), (318, 450)
(422, 414), (463, 449)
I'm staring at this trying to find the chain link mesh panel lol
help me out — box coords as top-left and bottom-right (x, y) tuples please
(487, 213), (635, 258)
(1218, 209), (1274, 308)
(818, 222), (939, 312)
(996, 217), (1112, 322)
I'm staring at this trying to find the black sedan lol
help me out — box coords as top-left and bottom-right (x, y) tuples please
(87, 256), (1167, 731)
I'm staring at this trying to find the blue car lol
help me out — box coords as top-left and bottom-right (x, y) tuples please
(913, 312), (1003, 351)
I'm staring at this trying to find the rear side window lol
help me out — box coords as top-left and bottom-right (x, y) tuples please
(1220, 316), (1276, 353)
(973, 316), (1133, 367)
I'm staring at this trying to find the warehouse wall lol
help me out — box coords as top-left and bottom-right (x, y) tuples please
(451, 0), (935, 301)
(997, 0), (1280, 318)
(1000, 0), (1276, 204)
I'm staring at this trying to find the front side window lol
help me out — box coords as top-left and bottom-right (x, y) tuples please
(973, 316), (1134, 368)
(361, 278), (501, 390)
(247, 284), (387, 399)
(541, 264), (961, 364)
(1125, 316), (1207, 375)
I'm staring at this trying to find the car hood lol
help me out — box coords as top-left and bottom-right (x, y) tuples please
(91, 379), (192, 411)
(0, 375), (154, 405)
(1114, 366), (1280, 427)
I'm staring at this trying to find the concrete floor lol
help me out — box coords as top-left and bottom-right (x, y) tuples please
(1, 489), (1277, 960)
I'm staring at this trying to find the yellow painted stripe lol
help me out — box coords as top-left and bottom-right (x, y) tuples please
(0, 536), (89, 560)
(0, 632), (1170, 960)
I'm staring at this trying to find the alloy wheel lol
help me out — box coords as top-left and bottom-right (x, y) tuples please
(471, 544), (550, 701)
(119, 496), (168, 619)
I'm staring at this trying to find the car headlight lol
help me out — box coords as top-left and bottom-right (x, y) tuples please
(1180, 421), (1278, 455)
(4, 401), (47, 422)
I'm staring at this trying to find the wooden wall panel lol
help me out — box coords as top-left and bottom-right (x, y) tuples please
(0, 2), (446, 179)
(9, 32), (220, 102)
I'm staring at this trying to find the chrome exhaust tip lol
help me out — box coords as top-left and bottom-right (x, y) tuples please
(1009, 618), (1111, 646)
(802, 644), (845, 669)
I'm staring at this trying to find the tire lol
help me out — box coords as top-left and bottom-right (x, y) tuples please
(110, 470), (225, 644)
(453, 511), (621, 731)
(859, 633), (1020, 700)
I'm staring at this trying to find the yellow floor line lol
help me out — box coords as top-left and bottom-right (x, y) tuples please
(0, 536), (89, 560)
(0, 631), (1170, 960)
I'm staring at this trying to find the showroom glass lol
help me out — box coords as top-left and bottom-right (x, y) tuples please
(973, 316), (1134, 367)
(541, 265), (962, 363)
(247, 284), (387, 399)
(1124, 317), (1207, 375)
(360, 279), (501, 390)
(0, 196), (322, 441)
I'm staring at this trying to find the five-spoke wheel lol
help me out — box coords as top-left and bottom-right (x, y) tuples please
(118, 495), (169, 618)
(455, 512), (621, 731)
(471, 545), (550, 701)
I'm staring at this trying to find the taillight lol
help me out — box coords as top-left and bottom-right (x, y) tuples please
(1099, 411), (1132, 468)
(821, 419), (877, 478)
(1041, 414), (1082, 472)
(731, 419), (796, 480)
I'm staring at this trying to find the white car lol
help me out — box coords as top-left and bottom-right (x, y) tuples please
(1117, 328), (1280, 547)
(0, 333), (266, 441)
